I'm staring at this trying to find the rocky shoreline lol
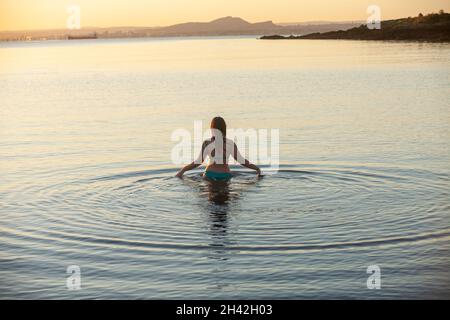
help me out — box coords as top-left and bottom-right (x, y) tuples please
(261, 12), (450, 42)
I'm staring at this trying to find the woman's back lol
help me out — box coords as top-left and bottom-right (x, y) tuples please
(202, 138), (236, 173)
(175, 117), (260, 179)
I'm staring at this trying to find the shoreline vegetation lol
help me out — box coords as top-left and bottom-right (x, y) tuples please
(261, 12), (450, 42)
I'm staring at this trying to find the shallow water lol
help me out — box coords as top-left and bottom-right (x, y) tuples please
(1, 37), (450, 299)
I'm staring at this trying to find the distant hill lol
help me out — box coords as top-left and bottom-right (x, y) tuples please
(0, 16), (361, 41)
(261, 12), (450, 42)
(149, 16), (283, 36)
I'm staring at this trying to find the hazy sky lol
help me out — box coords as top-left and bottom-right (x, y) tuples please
(1, 0), (449, 31)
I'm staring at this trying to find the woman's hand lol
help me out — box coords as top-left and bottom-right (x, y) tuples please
(175, 170), (184, 178)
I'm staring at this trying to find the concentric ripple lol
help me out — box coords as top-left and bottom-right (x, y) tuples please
(1, 164), (449, 299)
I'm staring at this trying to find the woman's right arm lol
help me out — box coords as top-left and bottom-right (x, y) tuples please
(232, 143), (261, 175)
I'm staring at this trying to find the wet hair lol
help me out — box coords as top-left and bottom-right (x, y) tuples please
(210, 116), (226, 138)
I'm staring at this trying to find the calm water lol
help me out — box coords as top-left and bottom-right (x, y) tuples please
(1, 37), (450, 299)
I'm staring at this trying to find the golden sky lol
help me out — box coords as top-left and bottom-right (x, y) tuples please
(1, 0), (449, 31)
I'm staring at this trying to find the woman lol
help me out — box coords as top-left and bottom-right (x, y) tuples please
(175, 117), (261, 180)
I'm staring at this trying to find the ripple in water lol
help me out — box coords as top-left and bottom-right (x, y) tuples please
(1, 164), (449, 299)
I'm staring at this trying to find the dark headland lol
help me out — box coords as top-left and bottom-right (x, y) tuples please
(261, 12), (450, 42)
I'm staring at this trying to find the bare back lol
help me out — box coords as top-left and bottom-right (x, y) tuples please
(200, 138), (239, 173)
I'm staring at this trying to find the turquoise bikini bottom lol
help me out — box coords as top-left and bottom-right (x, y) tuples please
(204, 171), (233, 181)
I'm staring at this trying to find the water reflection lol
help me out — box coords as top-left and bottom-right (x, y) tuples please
(194, 175), (261, 256)
(203, 180), (233, 261)
(181, 174), (261, 256)
(205, 179), (232, 205)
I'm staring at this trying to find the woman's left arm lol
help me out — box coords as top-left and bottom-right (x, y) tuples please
(175, 141), (207, 178)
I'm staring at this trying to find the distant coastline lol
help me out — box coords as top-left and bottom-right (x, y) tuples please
(0, 17), (362, 42)
(67, 32), (98, 40)
(261, 12), (450, 42)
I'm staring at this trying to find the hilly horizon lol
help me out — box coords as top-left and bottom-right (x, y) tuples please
(152, 16), (283, 36)
(0, 16), (358, 33)
(163, 16), (278, 30)
(0, 16), (362, 41)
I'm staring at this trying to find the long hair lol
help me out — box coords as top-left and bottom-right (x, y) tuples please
(210, 117), (227, 164)
(210, 116), (226, 139)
